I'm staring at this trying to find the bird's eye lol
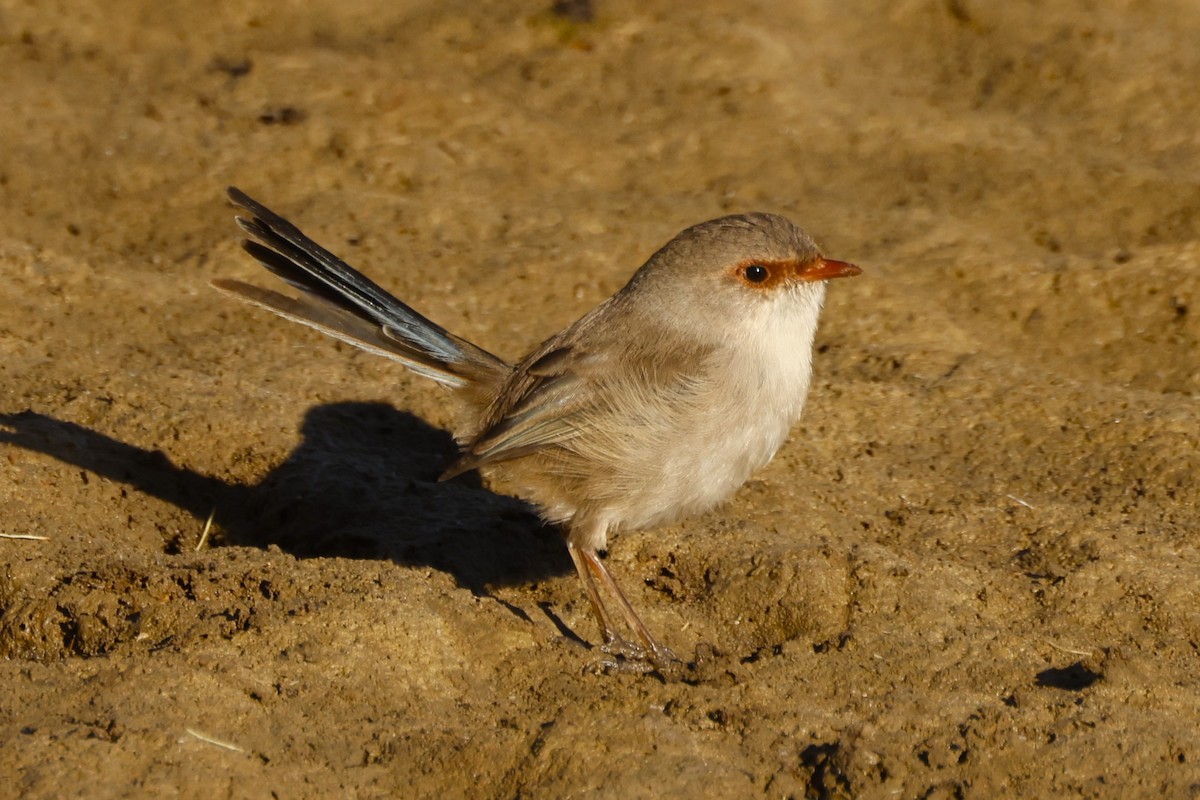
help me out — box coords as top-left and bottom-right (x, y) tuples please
(743, 264), (769, 283)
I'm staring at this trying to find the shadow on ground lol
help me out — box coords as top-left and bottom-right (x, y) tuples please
(0, 403), (568, 594)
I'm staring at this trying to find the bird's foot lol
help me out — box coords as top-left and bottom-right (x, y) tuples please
(584, 635), (683, 677)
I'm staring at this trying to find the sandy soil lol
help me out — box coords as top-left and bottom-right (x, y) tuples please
(2, 1), (1198, 797)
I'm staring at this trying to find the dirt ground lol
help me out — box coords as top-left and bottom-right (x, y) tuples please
(2, 1), (1198, 797)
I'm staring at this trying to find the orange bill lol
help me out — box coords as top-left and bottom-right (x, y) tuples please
(798, 258), (862, 282)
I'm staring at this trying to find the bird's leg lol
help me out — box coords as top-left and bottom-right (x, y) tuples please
(565, 520), (679, 671)
(580, 547), (678, 669)
(565, 539), (628, 651)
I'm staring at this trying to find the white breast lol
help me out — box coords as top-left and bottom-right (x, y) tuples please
(608, 284), (827, 531)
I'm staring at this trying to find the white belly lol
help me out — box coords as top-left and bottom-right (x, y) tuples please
(599, 286), (824, 532)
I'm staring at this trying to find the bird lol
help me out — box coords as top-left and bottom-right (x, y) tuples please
(215, 187), (861, 671)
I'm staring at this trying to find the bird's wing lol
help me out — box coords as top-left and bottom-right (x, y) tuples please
(440, 333), (717, 479)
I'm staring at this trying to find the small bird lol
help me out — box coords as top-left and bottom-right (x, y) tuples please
(216, 187), (860, 670)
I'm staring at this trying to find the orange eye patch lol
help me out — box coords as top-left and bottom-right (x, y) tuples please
(731, 257), (861, 288)
(730, 258), (804, 289)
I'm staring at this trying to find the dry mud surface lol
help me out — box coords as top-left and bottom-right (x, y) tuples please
(2, 1), (1199, 797)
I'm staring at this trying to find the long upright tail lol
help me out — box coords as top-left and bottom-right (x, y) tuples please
(216, 187), (510, 390)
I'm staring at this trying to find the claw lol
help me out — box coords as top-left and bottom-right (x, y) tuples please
(586, 635), (682, 676)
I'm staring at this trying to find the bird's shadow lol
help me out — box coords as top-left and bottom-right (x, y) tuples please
(0, 403), (569, 594)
